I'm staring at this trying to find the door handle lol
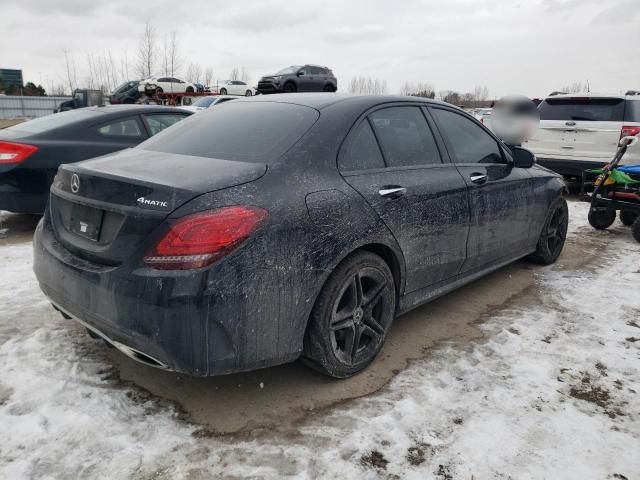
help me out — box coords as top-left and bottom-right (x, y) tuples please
(469, 173), (488, 185)
(379, 186), (407, 198)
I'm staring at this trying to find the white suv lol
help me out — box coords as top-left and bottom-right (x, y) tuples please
(525, 93), (640, 180)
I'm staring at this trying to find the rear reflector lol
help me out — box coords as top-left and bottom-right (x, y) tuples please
(621, 125), (640, 139)
(0, 141), (38, 164)
(143, 205), (269, 270)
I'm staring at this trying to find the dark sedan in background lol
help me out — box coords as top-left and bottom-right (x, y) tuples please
(33, 94), (568, 379)
(0, 105), (191, 214)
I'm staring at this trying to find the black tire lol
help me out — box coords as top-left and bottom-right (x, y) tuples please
(245, 90), (252, 97)
(186, 86), (194, 93)
(283, 82), (297, 93)
(155, 87), (163, 94)
(632, 217), (640, 243)
(220, 88), (227, 95)
(303, 251), (396, 378)
(323, 84), (335, 92)
(588, 208), (616, 230)
(528, 198), (569, 265)
(620, 210), (638, 227)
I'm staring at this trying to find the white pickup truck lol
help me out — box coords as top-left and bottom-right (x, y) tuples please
(525, 93), (640, 181)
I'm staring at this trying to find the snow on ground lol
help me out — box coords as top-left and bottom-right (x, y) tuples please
(0, 202), (639, 479)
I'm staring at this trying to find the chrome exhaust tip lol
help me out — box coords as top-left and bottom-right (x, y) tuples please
(52, 303), (171, 371)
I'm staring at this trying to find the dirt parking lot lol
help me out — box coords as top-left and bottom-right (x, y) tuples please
(0, 201), (638, 479)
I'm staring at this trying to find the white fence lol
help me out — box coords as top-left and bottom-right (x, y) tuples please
(0, 95), (71, 119)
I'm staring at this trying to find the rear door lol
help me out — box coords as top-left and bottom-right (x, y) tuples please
(430, 107), (534, 271)
(339, 105), (470, 293)
(529, 97), (624, 161)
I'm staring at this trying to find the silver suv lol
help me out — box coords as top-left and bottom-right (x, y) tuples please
(525, 93), (640, 180)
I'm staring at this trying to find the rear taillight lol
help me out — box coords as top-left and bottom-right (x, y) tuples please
(143, 206), (269, 270)
(0, 141), (38, 164)
(621, 125), (640, 138)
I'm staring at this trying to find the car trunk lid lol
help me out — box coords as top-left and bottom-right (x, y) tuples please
(527, 97), (624, 161)
(49, 148), (267, 266)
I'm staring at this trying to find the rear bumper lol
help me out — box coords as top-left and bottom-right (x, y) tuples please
(0, 186), (48, 214)
(536, 157), (608, 178)
(33, 215), (299, 376)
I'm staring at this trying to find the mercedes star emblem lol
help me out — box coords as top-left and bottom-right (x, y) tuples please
(71, 173), (80, 193)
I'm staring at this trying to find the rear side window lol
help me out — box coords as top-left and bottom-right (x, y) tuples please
(369, 107), (442, 167)
(142, 113), (187, 136)
(339, 121), (385, 171)
(97, 118), (143, 137)
(624, 100), (640, 122)
(432, 108), (504, 164)
(139, 102), (319, 162)
(539, 98), (624, 121)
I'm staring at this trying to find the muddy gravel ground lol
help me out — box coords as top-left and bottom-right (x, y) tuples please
(0, 201), (638, 479)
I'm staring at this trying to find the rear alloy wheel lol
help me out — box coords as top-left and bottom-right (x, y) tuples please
(323, 84), (335, 92)
(245, 90), (252, 97)
(632, 217), (640, 243)
(620, 210), (638, 226)
(528, 198), (568, 265)
(588, 208), (616, 230)
(220, 88), (227, 95)
(283, 82), (297, 93)
(303, 251), (395, 378)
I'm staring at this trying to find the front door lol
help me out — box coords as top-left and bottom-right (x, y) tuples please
(339, 105), (470, 293)
(430, 107), (534, 272)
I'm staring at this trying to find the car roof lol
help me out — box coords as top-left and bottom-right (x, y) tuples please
(243, 93), (448, 110)
(544, 92), (638, 101)
(88, 105), (192, 114)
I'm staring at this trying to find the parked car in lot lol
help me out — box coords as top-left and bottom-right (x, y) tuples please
(0, 105), (191, 214)
(257, 65), (337, 94)
(109, 80), (142, 104)
(139, 76), (196, 94)
(181, 95), (238, 113)
(33, 94), (567, 378)
(525, 93), (640, 181)
(213, 80), (255, 97)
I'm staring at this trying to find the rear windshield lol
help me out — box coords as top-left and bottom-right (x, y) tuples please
(3, 109), (102, 136)
(624, 100), (640, 122)
(539, 97), (624, 122)
(139, 101), (319, 162)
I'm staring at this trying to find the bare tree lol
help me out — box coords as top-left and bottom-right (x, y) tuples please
(240, 67), (250, 84)
(438, 90), (461, 105)
(186, 62), (203, 83)
(204, 67), (214, 87)
(162, 31), (181, 78)
(229, 67), (240, 81)
(63, 49), (78, 94)
(473, 84), (489, 102)
(137, 21), (156, 78)
(348, 76), (388, 95)
(560, 81), (586, 93)
(399, 81), (435, 98)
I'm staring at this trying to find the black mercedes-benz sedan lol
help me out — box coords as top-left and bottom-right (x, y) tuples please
(33, 94), (568, 378)
(0, 105), (191, 214)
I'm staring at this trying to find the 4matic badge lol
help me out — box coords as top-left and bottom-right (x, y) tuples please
(136, 197), (169, 208)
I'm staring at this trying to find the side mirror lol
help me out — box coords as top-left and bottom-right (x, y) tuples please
(511, 146), (535, 168)
(297, 71), (304, 77)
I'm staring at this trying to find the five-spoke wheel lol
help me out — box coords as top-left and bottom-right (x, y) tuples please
(304, 251), (395, 378)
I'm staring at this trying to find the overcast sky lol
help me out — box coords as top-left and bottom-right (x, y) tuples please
(2, 0), (639, 98)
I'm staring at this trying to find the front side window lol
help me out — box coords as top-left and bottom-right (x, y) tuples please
(97, 118), (143, 138)
(142, 114), (188, 136)
(339, 121), (385, 171)
(431, 108), (504, 164)
(369, 107), (442, 167)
